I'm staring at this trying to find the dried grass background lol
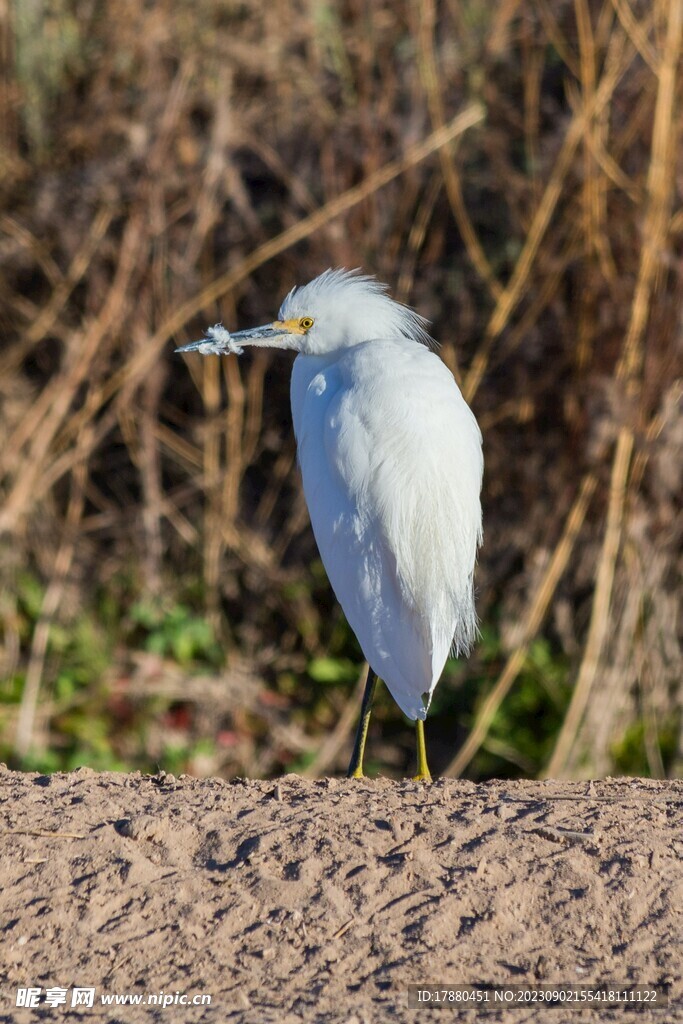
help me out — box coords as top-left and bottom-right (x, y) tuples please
(0, 0), (681, 779)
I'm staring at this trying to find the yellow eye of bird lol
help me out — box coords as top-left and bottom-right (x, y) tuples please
(299, 317), (314, 330)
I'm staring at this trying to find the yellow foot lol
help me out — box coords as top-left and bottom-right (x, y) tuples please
(412, 770), (432, 783)
(347, 768), (365, 779)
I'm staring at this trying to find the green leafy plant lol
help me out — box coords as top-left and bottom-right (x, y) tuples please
(129, 601), (222, 667)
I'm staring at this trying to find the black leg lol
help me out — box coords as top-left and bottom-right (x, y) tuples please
(346, 667), (378, 778)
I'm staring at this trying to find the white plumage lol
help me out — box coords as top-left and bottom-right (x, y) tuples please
(177, 268), (483, 772)
(284, 271), (483, 719)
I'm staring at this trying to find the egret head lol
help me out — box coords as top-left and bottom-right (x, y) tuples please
(176, 268), (433, 357)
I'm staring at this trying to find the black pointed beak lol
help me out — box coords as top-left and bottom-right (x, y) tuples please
(175, 323), (288, 355)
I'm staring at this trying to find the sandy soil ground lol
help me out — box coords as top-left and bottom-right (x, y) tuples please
(0, 768), (681, 1023)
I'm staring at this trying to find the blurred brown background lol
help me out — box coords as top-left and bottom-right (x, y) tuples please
(0, 0), (680, 780)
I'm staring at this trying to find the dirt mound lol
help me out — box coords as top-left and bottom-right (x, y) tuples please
(0, 768), (681, 1022)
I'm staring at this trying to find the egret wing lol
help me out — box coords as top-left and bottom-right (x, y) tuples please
(291, 340), (482, 720)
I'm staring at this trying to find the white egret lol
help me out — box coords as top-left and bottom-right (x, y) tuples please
(177, 269), (483, 780)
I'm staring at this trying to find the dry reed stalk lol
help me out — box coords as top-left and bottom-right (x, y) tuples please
(416, 0), (503, 302)
(153, 422), (202, 472)
(0, 210), (149, 536)
(0, 214), (61, 286)
(444, 472), (598, 778)
(0, 0), (17, 164)
(182, 67), (239, 271)
(255, 448), (297, 528)
(575, 0), (599, 266)
(0, 205), (114, 378)
(544, 438), (633, 776)
(521, 32), (543, 205)
(244, 135), (318, 215)
(1, 62), (191, 538)
(546, 0), (682, 778)
(13, 427), (91, 758)
(395, 171), (442, 305)
(220, 356), (245, 525)
(581, 505), (679, 780)
(574, 105), (641, 202)
(576, 0), (617, 284)
(463, 25), (635, 403)
(610, 0), (659, 70)
(299, 664), (370, 778)
(588, 575), (646, 776)
(630, 379), (683, 490)
(138, 353), (166, 597)
(241, 352), (268, 467)
(201, 352), (223, 626)
(489, 222), (583, 374)
(536, 0), (580, 76)
(384, 176), (426, 282)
